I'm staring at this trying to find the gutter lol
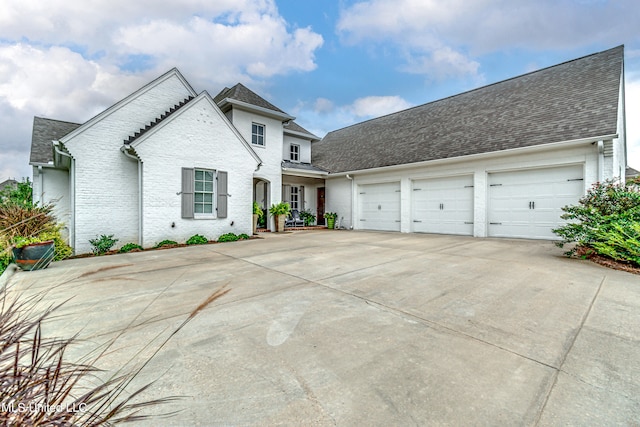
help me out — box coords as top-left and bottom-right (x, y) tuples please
(52, 141), (75, 251)
(121, 146), (143, 247)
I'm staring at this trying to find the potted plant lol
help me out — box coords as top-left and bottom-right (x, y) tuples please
(324, 212), (338, 229)
(11, 236), (55, 271)
(252, 201), (264, 234)
(300, 210), (316, 226)
(269, 202), (291, 232)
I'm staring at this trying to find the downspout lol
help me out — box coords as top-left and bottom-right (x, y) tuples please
(52, 141), (75, 251)
(37, 165), (43, 201)
(346, 174), (354, 229)
(121, 146), (143, 247)
(597, 140), (604, 182)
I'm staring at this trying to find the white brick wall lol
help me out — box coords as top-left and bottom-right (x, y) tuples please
(32, 166), (70, 240)
(230, 109), (283, 230)
(62, 72), (195, 253)
(134, 95), (259, 246)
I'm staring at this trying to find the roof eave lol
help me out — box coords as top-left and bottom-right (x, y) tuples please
(284, 128), (321, 141)
(324, 134), (617, 176)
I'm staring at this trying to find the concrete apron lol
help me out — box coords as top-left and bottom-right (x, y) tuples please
(5, 230), (640, 425)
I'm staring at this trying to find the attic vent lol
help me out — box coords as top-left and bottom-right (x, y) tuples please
(603, 140), (614, 158)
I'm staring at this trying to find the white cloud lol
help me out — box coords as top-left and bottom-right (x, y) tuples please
(349, 96), (412, 118)
(337, 0), (640, 80)
(0, 0), (323, 180)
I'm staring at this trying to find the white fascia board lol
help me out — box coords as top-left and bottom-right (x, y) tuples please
(327, 134), (618, 177)
(59, 69), (197, 144)
(282, 168), (328, 179)
(220, 98), (295, 122)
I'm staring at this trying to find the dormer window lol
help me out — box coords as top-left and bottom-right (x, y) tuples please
(290, 144), (300, 162)
(252, 123), (265, 146)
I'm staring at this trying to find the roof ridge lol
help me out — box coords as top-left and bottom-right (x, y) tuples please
(323, 45), (624, 137)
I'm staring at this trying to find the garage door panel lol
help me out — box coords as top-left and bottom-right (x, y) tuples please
(488, 165), (583, 239)
(358, 182), (401, 232)
(412, 175), (474, 236)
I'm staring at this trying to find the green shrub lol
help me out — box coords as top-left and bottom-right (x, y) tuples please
(155, 239), (178, 248)
(119, 243), (144, 253)
(554, 179), (640, 266)
(217, 233), (239, 242)
(238, 233), (250, 240)
(89, 234), (118, 255)
(186, 234), (208, 245)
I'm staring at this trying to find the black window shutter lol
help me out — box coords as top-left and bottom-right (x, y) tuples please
(181, 168), (194, 219)
(217, 171), (228, 218)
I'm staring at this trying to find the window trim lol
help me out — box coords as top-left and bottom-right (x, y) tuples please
(252, 122), (265, 147)
(290, 144), (300, 162)
(194, 168), (215, 218)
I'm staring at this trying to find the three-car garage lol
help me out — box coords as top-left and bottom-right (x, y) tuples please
(355, 164), (585, 240)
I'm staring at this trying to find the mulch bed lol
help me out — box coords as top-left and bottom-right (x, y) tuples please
(68, 236), (262, 260)
(574, 245), (640, 275)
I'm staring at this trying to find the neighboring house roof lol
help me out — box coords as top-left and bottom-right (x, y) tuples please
(0, 179), (18, 192)
(30, 117), (82, 164)
(312, 46), (624, 174)
(284, 121), (320, 141)
(626, 166), (640, 178)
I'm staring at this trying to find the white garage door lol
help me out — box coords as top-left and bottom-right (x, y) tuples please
(412, 175), (474, 235)
(488, 165), (584, 239)
(358, 182), (401, 231)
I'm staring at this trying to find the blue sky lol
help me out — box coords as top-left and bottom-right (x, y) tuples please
(1, 0), (639, 181)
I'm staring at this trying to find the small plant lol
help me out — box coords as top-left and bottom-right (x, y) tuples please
(253, 201), (264, 218)
(155, 239), (178, 248)
(300, 210), (316, 226)
(89, 234), (118, 255)
(269, 202), (291, 216)
(186, 234), (208, 245)
(217, 233), (239, 242)
(238, 233), (250, 240)
(324, 212), (338, 220)
(119, 242), (144, 253)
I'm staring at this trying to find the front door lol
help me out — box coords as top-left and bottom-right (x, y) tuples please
(317, 187), (325, 225)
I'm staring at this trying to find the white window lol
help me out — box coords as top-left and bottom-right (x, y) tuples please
(290, 186), (299, 210)
(194, 169), (214, 214)
(290, 144), (300, 162)
(252, 123), (265, 146)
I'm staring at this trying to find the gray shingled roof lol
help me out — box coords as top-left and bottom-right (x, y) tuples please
(214, 83), (288, 115)
(282, 160), (327, 173)
(30, 117), (82, 164)
(284, 121), (320, 140)
(312, 46), (624, 173)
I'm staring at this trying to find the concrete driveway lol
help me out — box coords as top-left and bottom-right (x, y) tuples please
(4, 231), (640, 425)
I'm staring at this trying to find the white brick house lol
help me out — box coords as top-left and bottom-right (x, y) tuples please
(30, 46), (630, 252)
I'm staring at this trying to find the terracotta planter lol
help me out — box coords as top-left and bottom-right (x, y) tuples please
(253, 214), (259, 234)
(12, 240), (55, 271)
(276, 215), (286, 232)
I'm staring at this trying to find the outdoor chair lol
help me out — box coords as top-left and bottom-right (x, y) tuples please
(285, 209), (305, 227)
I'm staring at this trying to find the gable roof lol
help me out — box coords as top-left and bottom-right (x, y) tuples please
(30, 117), (82, 164)
(214, 83), (294, 121)
(58, 68), (197, 145)
(312, 46), (624, 174)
